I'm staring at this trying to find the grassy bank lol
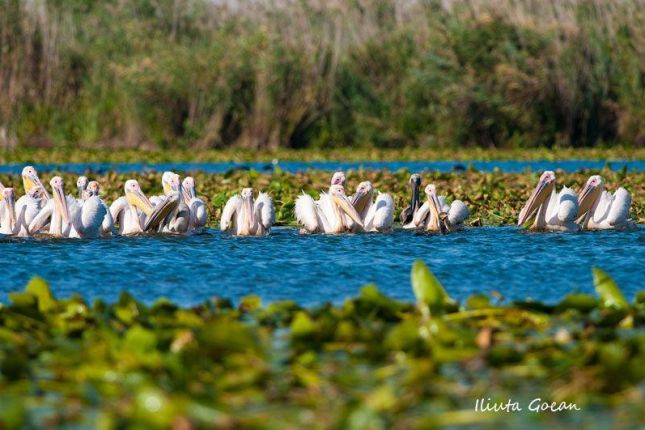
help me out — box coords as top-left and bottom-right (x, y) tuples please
(0, 262), (642, 428)
(0, 169), (643, 227)
(1, 147), (645, 164)
(2, 0), (645, 150)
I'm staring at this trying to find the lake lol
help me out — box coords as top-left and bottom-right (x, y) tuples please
(2, 227), (643, 306)
(1, 159), (644, 175)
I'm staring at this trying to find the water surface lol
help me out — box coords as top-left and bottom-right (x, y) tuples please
(1, 159), (644, 175)
(2, 227), (643, 306)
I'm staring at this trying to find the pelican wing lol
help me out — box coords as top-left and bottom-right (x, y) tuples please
(74, 196), (106, 238)
(221, 195), (242, 233)
(607, 187), (631, 226)
(447, 200), (469, 226)
(410, 201), (431, 228)
(100, 199), (114, 234)
(255, 192), (274, 230)
(365, 192), (394, 231)
(556, 187), (578, 224)
(28, 200), (54, 234)
(295, 193), (322, 233)
(188, 197), (208, 229)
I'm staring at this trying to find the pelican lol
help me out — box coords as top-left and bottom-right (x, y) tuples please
(220, 188), (274, 236)
(77, 176), (88, 200)
(406, 184), (469, 233)
(400, 174), (421, 224)
(295, 184), (364, 234)
(85, 181), (115, 235)
(0, 188), (19, 236)
(153, 171), (190, 234)
(182, 176), (207, 233)
(110, 179), (179, 236)
(576, 175), (636, 230)
(517, 171), (579, 232)
(21, 166), (50, 202)
(351, 181), (394, 232)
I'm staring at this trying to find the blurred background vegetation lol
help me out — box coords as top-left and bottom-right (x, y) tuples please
(1, 0), (645, 152)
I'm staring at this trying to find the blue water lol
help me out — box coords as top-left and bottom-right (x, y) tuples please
(2, 227), (643, 306)
(1, 159), (644, 175)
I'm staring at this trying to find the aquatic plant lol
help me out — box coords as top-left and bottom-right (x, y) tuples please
(0, 262), (642, 428)
(1, 169), (642, 228)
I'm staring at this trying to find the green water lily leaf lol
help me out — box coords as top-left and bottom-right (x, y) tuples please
(25, 277), (56, 312)
(411, 260), (453, 315)
(592, 268), (628, 310)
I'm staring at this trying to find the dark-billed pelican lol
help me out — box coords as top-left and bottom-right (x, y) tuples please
(406, 184), (469, 233)
(576, 175), (636, 230)
(351, 181), (394, 232)
(400, 174), (421, 224)
(221, 188), (274, 236)
(110, 180), (178, 235)
(295, 184), (364, 234)
(518, 171), (579, 232)
(182, 176), (207, 233)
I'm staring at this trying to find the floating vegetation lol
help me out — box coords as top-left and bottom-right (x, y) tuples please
(1, 169), (642, 228)
(0, 263), (642, 428)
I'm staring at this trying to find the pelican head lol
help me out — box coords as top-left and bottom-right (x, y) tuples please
(50, 176), (71, 225)
(162, 171), (182, 195)
(330, 184), (363, 228)
(77, 176), (89, 198)
(425, 184), (447, 232)
(241, 187), (255, 227)
(182, 176), (196, 203)
(85, 181), (100, 198)
(517, 171), (556, 226)
(125, 179), (154, 216)
(351, 181), (374, 216)
(22, 166), (50, 200)
(2, 188), (16, 231)
(331, 171), (346, 186)
(577, 175), (604, 216)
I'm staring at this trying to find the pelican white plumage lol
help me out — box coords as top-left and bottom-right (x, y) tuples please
(576, 175), (636, 230)
(77, 176), (89, 201)
(110, 179), (179, 236)
(182, 176), (207, 233)
(406, 184), (469, 233)
(28, 176), (107, 238)
(152, 171), (190, 234)
(221, 188), (274, 236)
(295, 184), (364, 234)
(0, 188), (19, 236)
(351, 181), (394, 232)
(84, 181), (115, 235)
(517, 171), (579, 232)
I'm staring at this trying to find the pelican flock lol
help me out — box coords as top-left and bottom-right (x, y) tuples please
(0, 167), (637, 239)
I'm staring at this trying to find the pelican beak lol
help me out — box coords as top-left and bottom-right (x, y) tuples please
(24, 172), (50, 200)
(333, 193), (364, 228)
(4, 190), (16, 231)
(243, 194), (255, 227)
(351, 189), (369, 215)
(52, 182), (70, 226)
(411, 181), (420, 212)
(182, 184), (195, 204)
(427, 190), (446, 232)
(577, 182), (601, 217)
(143, 193), (180, 231)
(517, 178), (553, 226)
(127, 188), (155, 217)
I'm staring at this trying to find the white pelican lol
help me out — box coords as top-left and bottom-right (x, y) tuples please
(517, 171), (579, 232)
(400, 174), (421, 224)
(0, 188), (19, 236)
(28, 176), (108, 238)
(77, 176), (88, 200)
(576, 175), (636, 230)
(182, 176), (207, 233)
(110, 179), (179, 236)
(295, 184), (364, 234)
(220, 188), (274, 236)
(85, 181), (115, 235)
(153, 171), (190, 234)
(406, 184), (469, 233)
(351, 181), (394, 232)
(21, 166), (50, 202)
